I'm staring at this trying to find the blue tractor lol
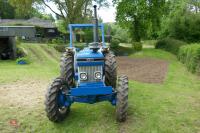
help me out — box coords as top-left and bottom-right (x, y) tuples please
(45, 5), (128, 122)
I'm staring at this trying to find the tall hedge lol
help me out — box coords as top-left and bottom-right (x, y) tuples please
(155, 38), (187, 55)
(168, 12), (200, 42)
(178, 44), (200, 74)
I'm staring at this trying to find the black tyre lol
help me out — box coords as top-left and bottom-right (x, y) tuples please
(116, 75), (128, 122)
(104, 52), (117, 88)
(60, 51), (74, 87)
(45, 78), (70, 122)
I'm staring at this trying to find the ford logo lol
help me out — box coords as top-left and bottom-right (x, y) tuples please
(86, 58), (94, 61)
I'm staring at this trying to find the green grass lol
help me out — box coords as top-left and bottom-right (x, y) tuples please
(0, 43), (200, 132)
(131, 48), (176, 61)
(129, 48), (200, 133)
(0, 43), (60, 84)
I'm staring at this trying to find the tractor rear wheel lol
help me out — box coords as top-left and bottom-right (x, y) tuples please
(60, 51), (74, 87)
(104, 52), (117, 88)
(116, 75), (128, 122)
(45, 78), (70, 122)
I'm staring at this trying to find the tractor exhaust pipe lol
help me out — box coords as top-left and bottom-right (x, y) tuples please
(93, 5), (99, 43)
(89, 5), (99, 52)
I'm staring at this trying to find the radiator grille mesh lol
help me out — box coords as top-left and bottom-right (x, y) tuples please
(78, 66), (102, 82)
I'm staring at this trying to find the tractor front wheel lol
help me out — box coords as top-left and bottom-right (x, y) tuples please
(116, 75), (128, 122)
(104, 52), (117, 88)
(60, 51), (74, 87)
(45, 78), (70, 122)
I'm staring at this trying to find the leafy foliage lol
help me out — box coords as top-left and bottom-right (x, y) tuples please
(51, 37), (65, 45)
(56, 20), (68, 34)
(16, 57), (30, 64)
(108, 23), (130, 43)
(115, 0), (200, 43)
(83, 29), (93, 43)
(16, 47), (26, 58)
(115, 0), (167, 41)
(0, 0), (15, 19)
(110, 38), (120, 50)
(158, 0), (200, 42)
(9, 0), (35, 18)
(178, 44), (200, 74)
(160, 10), (200, 42)
(133, 42), (142, 51)
(53, 44), (66, 52)
(41, 0), (109, 24)
(155, 38), (187, 55)
(5, 0), (53, 19)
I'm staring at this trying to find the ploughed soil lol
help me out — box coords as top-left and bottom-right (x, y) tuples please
(117, 57), (169, 84)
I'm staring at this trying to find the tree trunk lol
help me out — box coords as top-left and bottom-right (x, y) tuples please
(133, 17), (141, 42)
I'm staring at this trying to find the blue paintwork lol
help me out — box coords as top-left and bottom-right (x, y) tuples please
(68, 23), (106, 47)
(69, 24), (103, 28)
(57, 81), (116, 106)
(78, 82), (104, 87)
(69, 25), (73, 47)
(58, 91), (66, 107)
(76, 47), (104, 66)
(101, 24), (105, 44)
(77, 61), (104, 66)
(76, 48), (104, 59)
(72, 94), (116, 104)
(56, 23), (116, 108)
(60, 93), (116, 106)
(75, 73), (79, 80)
(71, 86), (112, 96)
(71, 82), (112, 96)
(17, 60), (27, 65)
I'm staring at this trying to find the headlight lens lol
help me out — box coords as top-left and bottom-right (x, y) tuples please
(80, 72), (87, 80)
(94, 71), (102, 79)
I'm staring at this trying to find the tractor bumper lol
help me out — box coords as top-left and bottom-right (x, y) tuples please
(71, 82), (112, 96)
(64, 82), (116, 105)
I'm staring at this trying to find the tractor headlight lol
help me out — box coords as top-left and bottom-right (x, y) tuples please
(80, 72), (87, 81)
(94, 71), (102, 80)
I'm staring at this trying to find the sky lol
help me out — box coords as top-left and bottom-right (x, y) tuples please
(45, 0), (116, 23)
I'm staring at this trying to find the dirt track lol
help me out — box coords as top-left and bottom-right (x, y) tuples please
(0, 80), (47, 107)
(117, 57), (168, 83)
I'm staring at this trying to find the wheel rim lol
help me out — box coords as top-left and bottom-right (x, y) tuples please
(59, 107), (67, 114)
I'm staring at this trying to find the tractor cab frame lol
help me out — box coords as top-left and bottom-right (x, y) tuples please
(68, 24), (106, 48)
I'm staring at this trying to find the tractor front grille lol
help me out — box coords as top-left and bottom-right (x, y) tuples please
(78, 66), (102, 82)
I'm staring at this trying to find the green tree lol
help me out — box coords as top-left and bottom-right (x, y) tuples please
(115, 0), (149, 41)
(31, 8), (55, 20)
(159, 0), (200, 42)
(107, 23), (130, 43)
(41, 0), (109, 24)
(115, 0), (167, 41)
(8, 0), (55, 19)
(190, 0), (200, 13)
(0, 0), (15, 19)
(56, 20), (68, 34)
(115, 0), (170, 41)
(9, 0), (36, 18)
(148, 0), (167, 39)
